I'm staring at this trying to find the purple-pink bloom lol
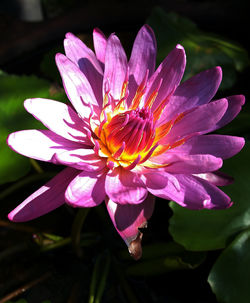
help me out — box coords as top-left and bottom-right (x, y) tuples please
(7, 25), (245, 259)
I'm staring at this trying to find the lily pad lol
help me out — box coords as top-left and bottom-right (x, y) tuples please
(208, 229), (250, 303)
(0, 73), (67, 184)
(169, 142), (250, 251)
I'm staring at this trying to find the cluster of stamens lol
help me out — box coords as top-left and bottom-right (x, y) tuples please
(86, 69), (187, 170)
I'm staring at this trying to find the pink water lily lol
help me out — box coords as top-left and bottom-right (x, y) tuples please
(7, 25), (245, 259)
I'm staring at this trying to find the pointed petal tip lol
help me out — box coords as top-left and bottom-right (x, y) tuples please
(8, 206), (28, 223)
(55, 52), (66, 64)
(65, 32), (75, 39)
(6, 132), (18, 152)
(143, 23), (154, 31)
(237, 94), (246, 105)
(140, 24), (155, 37)
(93, 27), (102, 34)
(240, 136), (245, 149)
(175, 44), (186, 61)
(108, 33), (117, 41)
(176, 44), (185, 50)
(215, 65), (222, 72)
(7, 211), (15, 222)
(23, 98), (33, 111)
(214, 66), (222, 79)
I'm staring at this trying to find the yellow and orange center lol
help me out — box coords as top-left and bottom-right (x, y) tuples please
(89, 73), (187, 170)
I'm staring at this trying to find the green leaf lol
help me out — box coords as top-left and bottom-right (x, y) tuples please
(208, 229), (250, 303)
(147, 7), (249, 90)
(169, 142), (250, 251)
(0, 73), (67, 184)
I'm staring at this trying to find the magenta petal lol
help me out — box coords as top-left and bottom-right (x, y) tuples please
(55, 148), (106, 171)
(93, 28), (107, 66)
(145, 44), (186, 111)
(161, 98), (228, 145)
(24, 98), (91, 144)
(213, 95), (245, 131)
(103, 34), (128, 100)
(106, 194), (155, 259)
(65, 171), (106, 207)
(160, 66), (222, 123)
(194, 171), (234, 186)
(141, 171), (183, 202)
(105, 167), (148, 205)
(64, 33), (103, 107)
(64, 32), (103, 74)
(173, 174), (232, 209)
(55, 53), (100, 119)
(127, 25), (156, 107)
(166, 134), (245, 160)
(7, 129), (83, 163)
(8, 167), (79, 222)
(151, 154), (223, 174)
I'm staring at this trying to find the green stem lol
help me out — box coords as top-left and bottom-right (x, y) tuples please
(71, 208), (90, 257)
(0, 219), (38, 233)
(30, 159), (44, 173)
(94, 252), (111, 303)
(40, 232), (100, 252)
(40, 237), (72, 252)
(88, 254), (103, 303)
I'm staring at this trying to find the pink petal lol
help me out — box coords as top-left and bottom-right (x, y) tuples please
(194, 171), (234, 186)
(141, 170), (183, 202)
(212, 95), (245, 131)
(24, 98), (91, 144)
(55, 148), (106, 171)
(8, 167), (79, 222)
(145, 44), (186, 111)
(93, 28), (107, 66)
(151, 153), (223, 174)
(142, 171), (231, 209)
(103, 34), (128, 101)
(55, 53), (100, 119)
(161, 98), (228, 145)
(172, 174), (232, 209)
(166, 134), (245, 159)
(106, 194), (155, 259)
(127, 25), (156, 107)
(160, 66), (222, 123)
(7, 129), (83, 163)
(64, 33), (103, 107)
(64, 32), (103, 74)
(105, 167), (148, 205)
(65, 171), (106, 207)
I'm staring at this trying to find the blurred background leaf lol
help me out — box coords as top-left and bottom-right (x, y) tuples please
(147, 7), (249, 90)
(169, 142), (250, 251)
(0, 73), (67, 184)
(208, 229), (250, 303)
(124, 242), (206, 276)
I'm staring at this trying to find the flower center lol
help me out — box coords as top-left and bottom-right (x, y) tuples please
(103, 107), (155, 162)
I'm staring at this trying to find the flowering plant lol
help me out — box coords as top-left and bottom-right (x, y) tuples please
(7, 25), (245, 259)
